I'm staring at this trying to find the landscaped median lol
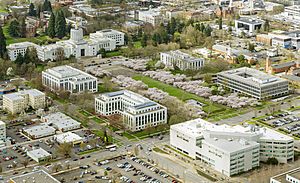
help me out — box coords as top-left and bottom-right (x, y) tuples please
(78, 109), (107, 124)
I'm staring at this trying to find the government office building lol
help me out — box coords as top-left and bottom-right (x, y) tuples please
(217, 67), (289, 100)
(170, 118), (294, 176)
(42, 65), (98, 93)
(95, 90), (167, 132)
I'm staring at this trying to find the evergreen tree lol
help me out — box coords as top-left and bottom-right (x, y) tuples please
(55, 10), (66, 39)
(19, 18), (27, 38)
(0, 26), (7, 59)
(195, 23), (201, 31)
(99, 48), (106, 58)
(23, 48), (31, 64)
(43, 0), (52, 12)
(47, 12), (55, 38)
(200, 23), (205, 33)
(141, 34), (148, 47)
(28, 3), (36, 17)
(218, 17), (223, 30)
(15, 53), (24, 65)
(8, 20), (20, 37)
(263, 19), (270, 32)
(204, 25), (212, 37)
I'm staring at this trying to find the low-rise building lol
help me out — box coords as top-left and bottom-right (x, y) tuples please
(90, 29), (125, 46)
(3, 89), (45, 114)
(270, 167), (300, 183)
(7, 42), (38, 61)
(23, 124), (56, 139)
(160, 50), (205, 70)
(42, 112), (81, 132)
(235, 17), (264, 36)
(170, 118), (294, 177)
(69, 4), (99, 17)
(42, 65), (98, 93)
(95, 90), (167, 132)
(137, 9), (162, 26)
(217, 67), (289, 100)
(54, 132), (83, 146)
(27, 148), (52, 163)
(9, 170), (60, 183)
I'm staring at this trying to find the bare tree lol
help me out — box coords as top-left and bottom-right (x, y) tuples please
(56, 143), (73, 158)
(52, 164), (63, 173)
(21, 159), (29, 168)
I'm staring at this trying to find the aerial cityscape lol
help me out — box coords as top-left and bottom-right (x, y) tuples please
(0, 0), (299, 182)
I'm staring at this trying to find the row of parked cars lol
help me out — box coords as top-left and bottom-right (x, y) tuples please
(273, 116), (300, 127)
(261, 112), (290, 122)
(284, 123), (300, 133)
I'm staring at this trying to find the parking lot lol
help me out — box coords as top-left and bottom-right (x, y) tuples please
(257, 111), (300, 137)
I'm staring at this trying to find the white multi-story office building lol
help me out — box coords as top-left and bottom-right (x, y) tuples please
(7, 27), (123, 61)
(95, 90), (167, 132)
(3, 89), (45, 114)
(90, 29), (125, 46)
(217, 67), (289, 100)
(235, 17), (264, 36)
(170, 118), (294, 177)
(0, 121), (6, 147)
(160, 50), (205, 70)
(42, 65), (98, 93)
(138, 9), (162, 26)
(7, 42), (38, 61)
(283, 5), (300, 19)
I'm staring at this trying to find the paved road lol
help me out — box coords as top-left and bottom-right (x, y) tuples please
(218, 98), (300, 125)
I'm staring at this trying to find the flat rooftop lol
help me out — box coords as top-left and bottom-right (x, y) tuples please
(236, 17), (264, 25)
(171, 118), (293, 141)
(271, 167), (300, 183)
(54, 132), (83, 143)
(162, 50), (204, 63)
(98, 90), (163, 111)
(218, 67), (287, 87)
(43, 112), (81, 130)
(23, 124), (56, 137)
(43, 65), (95, 80)
(4, 89), (44, 101)
(27, 148), (51, 159)
(9, 170), (60, 183)
(204, 137), (259, 153)
(7, 42), (38, 49)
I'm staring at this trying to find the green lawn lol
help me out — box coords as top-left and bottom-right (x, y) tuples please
(106, 50), (121, 57)
(0, 8), (7, 13)
(78, 109), (92, 117)
(122, 132), (137, 140)
(92, 116), (106, 123)
(132, 75), (228, 114)
(153, 147), (168, 154)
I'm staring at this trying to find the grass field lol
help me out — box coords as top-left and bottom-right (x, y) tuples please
(132, 75), (229, 114)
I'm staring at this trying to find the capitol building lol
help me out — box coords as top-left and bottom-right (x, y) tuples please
(7, 26), (125, 61)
